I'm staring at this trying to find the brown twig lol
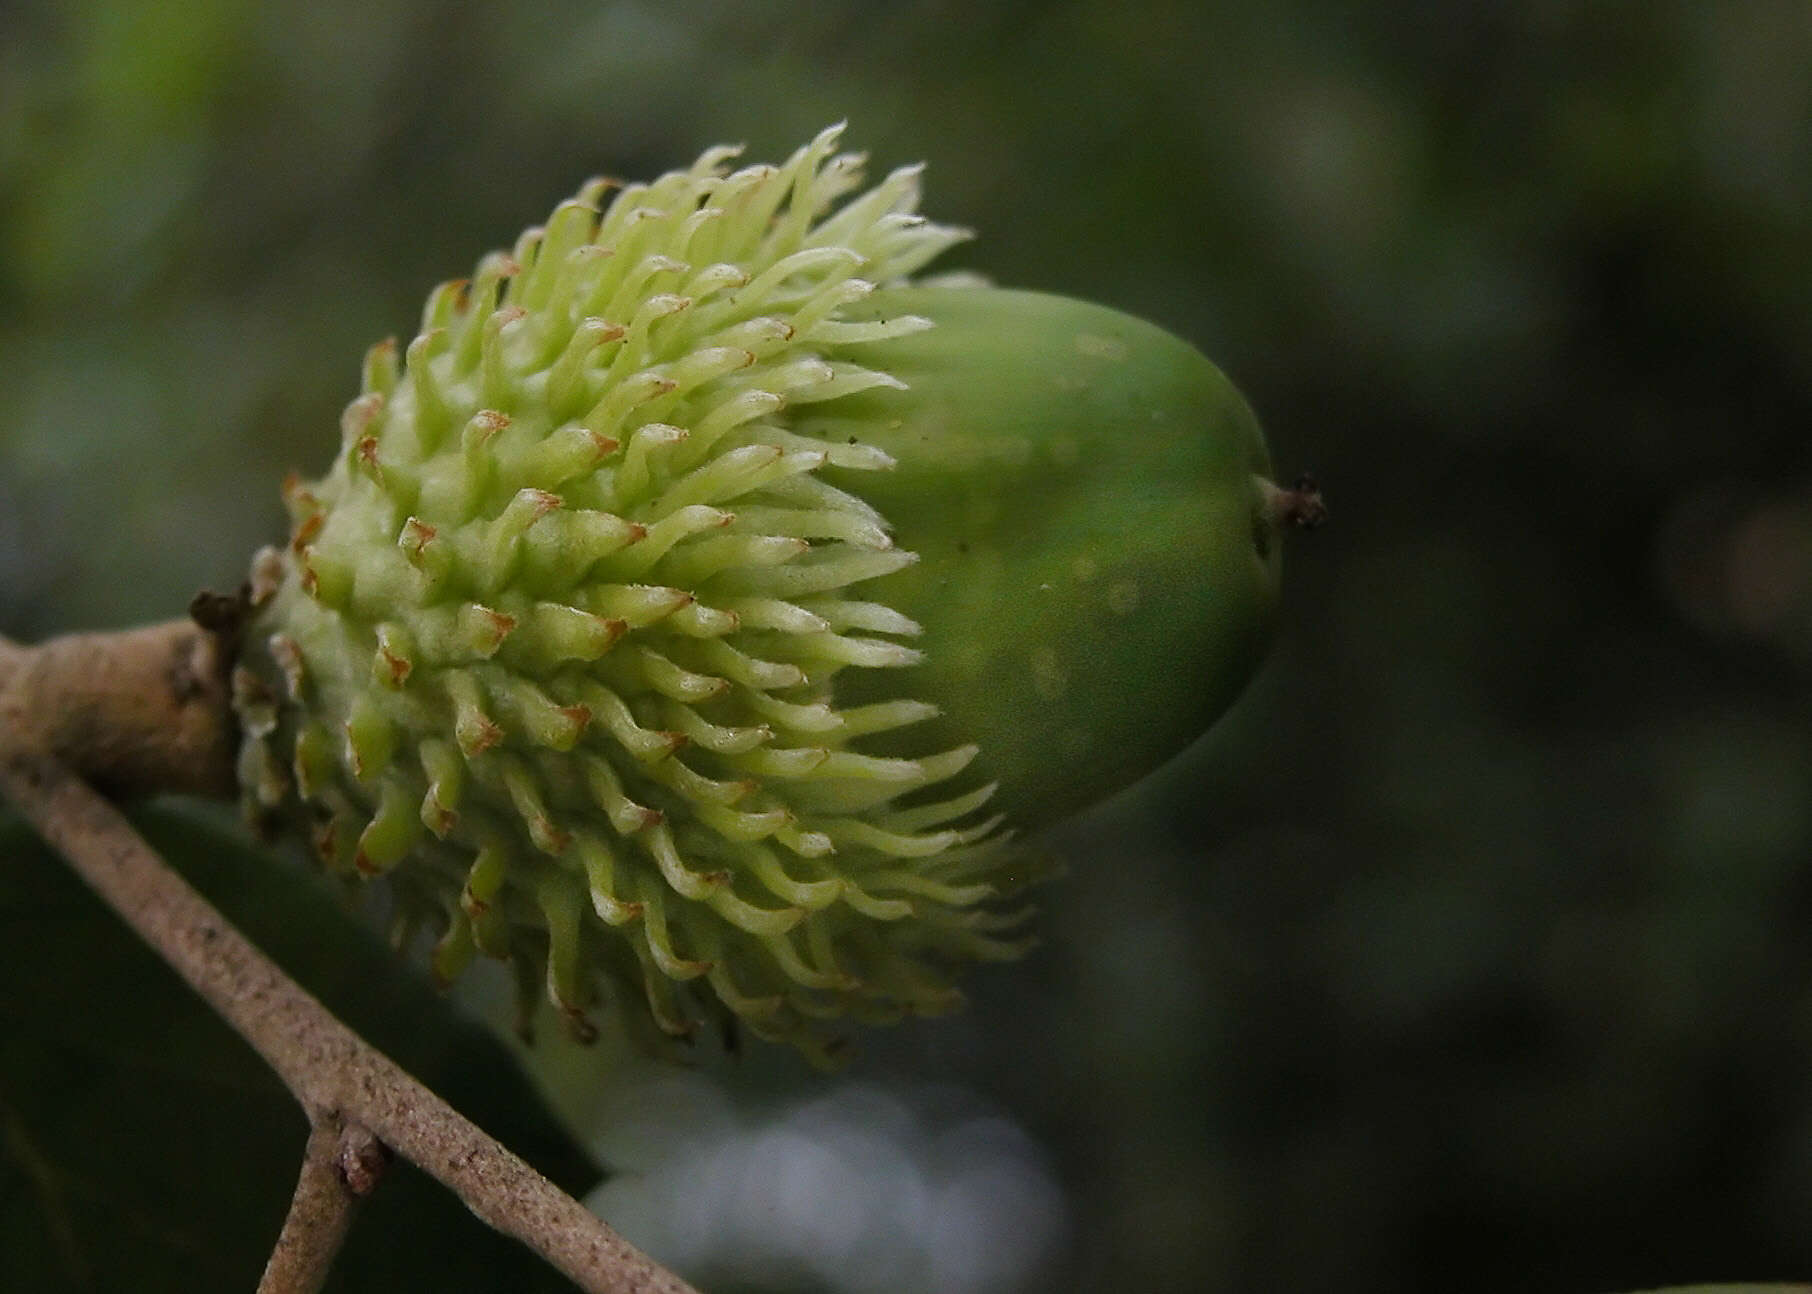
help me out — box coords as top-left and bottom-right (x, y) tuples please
(0, 626), (699, 1294)
(0, 620), (237, 798)
(258, 1118), (384, 1294)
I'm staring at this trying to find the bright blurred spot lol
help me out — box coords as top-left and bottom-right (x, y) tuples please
(588, 1078), (1068, 1294)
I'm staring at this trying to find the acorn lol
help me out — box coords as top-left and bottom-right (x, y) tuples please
(232, 126), (1311, 1063)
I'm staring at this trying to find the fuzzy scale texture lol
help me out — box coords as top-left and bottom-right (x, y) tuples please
(234, 128), (1033, 1063)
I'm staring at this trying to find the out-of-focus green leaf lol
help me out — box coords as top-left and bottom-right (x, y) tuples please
(0, 801), (601, 1293)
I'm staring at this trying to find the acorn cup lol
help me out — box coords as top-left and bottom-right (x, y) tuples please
(231, 126), (1315, 1065)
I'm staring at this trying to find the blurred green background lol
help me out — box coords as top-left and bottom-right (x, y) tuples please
(6, 1), (1812, 1290)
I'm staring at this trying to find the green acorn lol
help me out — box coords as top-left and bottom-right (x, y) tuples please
(232, 126), (1309, 1063)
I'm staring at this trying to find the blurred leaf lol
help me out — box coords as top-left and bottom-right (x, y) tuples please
(0, 801), (600, 1293)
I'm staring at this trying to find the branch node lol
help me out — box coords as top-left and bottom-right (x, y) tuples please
(189, 583), (254, 647)
(335, 1123), (391, 1197)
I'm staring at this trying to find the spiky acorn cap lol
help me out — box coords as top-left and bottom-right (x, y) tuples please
(233, 126), (1286, 1063)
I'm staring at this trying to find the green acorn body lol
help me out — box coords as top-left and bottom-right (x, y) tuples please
(812, 286), (1278, 830)
(233, 128), (1288, 1062)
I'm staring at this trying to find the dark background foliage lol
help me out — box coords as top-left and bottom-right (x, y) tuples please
(5, 1), (1812, 1290)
